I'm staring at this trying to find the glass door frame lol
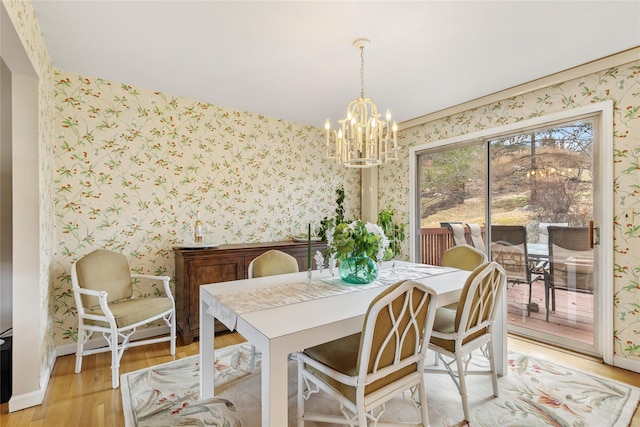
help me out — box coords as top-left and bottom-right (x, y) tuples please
(408, 101), (614, 364)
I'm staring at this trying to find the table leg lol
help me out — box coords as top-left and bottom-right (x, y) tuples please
(261, 344), (290, 426)
(200, 297), (215, 399)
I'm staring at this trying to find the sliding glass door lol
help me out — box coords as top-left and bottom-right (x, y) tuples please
(411, 106), (610, 358)
(488, 120), (596, 354)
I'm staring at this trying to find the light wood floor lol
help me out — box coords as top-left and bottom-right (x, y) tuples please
(1, 333), (638, 426)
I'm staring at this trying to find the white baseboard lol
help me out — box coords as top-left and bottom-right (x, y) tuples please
(55, 325), (171, 357)
(614, 354), (640, 374)
(9, 346), (57, 412)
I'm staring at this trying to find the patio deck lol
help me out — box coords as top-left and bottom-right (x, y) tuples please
(419, 226), (595, 345)
(506, 278), (594, 345)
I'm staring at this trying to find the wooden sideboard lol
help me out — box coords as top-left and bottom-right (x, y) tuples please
(173, 240), (326, 344)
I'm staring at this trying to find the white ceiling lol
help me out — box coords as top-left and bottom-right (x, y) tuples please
(31, 1), (640, 128)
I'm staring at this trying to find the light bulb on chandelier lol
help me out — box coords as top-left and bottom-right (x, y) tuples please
(324, 38), (399, 168)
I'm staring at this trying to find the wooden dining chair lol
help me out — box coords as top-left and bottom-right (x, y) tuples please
(295, 279), (438, 427)
(426, 261), (507, 423)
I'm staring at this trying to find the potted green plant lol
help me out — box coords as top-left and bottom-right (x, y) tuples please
(377, 207), (406, 261)
(326, 220), (389, 284)
(318, 185), (346, 242)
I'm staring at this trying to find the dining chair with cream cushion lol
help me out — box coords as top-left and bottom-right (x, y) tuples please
(71, 249), (176, 388)
(439, 244), (488, 364)
(295, 279), (438, 427)
(426, 261), (506, 423)
(442, 244), (487, 272)
(247, 249), (299, 279)
(438, 244), (488, 318)
(247, 249), (300, 371)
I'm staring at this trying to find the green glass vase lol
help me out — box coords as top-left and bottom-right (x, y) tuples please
(338, 256), (379, 285)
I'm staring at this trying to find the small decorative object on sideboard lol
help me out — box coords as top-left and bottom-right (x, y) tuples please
(175, 214), (217, 249)
(194, 213), (203, 243)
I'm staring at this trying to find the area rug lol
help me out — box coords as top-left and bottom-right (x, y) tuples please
(121, 343), (639, 426)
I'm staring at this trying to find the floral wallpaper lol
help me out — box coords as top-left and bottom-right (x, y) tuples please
(3, 0), (57, 393)
(52, 71), (360, 344)
(380, 60), (640, 362)
(6, 0), (639, 379)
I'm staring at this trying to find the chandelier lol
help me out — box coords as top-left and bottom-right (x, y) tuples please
(324, 38), (399, 168)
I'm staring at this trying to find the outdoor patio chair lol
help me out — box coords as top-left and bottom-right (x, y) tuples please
(426, 262), (507, 423)
(466, 223), (486, 253)
(538, 222), (568, 244)
(448, 223), (468, 246)
(71, 249), (176, 388)
(544, 226), (593, 322)
(295, 279), (438, 427)
(490, 225), (544, 316)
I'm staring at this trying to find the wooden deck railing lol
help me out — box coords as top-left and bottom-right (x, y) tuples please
(419, 226), (486, 265)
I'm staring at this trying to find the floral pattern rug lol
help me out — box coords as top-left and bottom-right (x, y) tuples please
(121, 343), (639, 426)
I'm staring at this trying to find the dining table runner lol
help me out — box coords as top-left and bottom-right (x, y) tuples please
(210, 264), (457, 331)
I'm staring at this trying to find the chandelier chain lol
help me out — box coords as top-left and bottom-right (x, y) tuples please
(360, 45), (365, 99)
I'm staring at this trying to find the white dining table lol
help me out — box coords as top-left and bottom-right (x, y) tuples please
(199, 260), (506, 426)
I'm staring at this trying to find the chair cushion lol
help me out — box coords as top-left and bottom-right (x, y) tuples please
(75, 250), (133, 307)
(430, 306), (487, 353)
(251, 250), (299, 278)
(304, 333), (361, 376)
(442, 245), (486, 271)
(304, 333), (415, 403)
(86, 297), (173, 328)
(431, 307), (458, 352)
